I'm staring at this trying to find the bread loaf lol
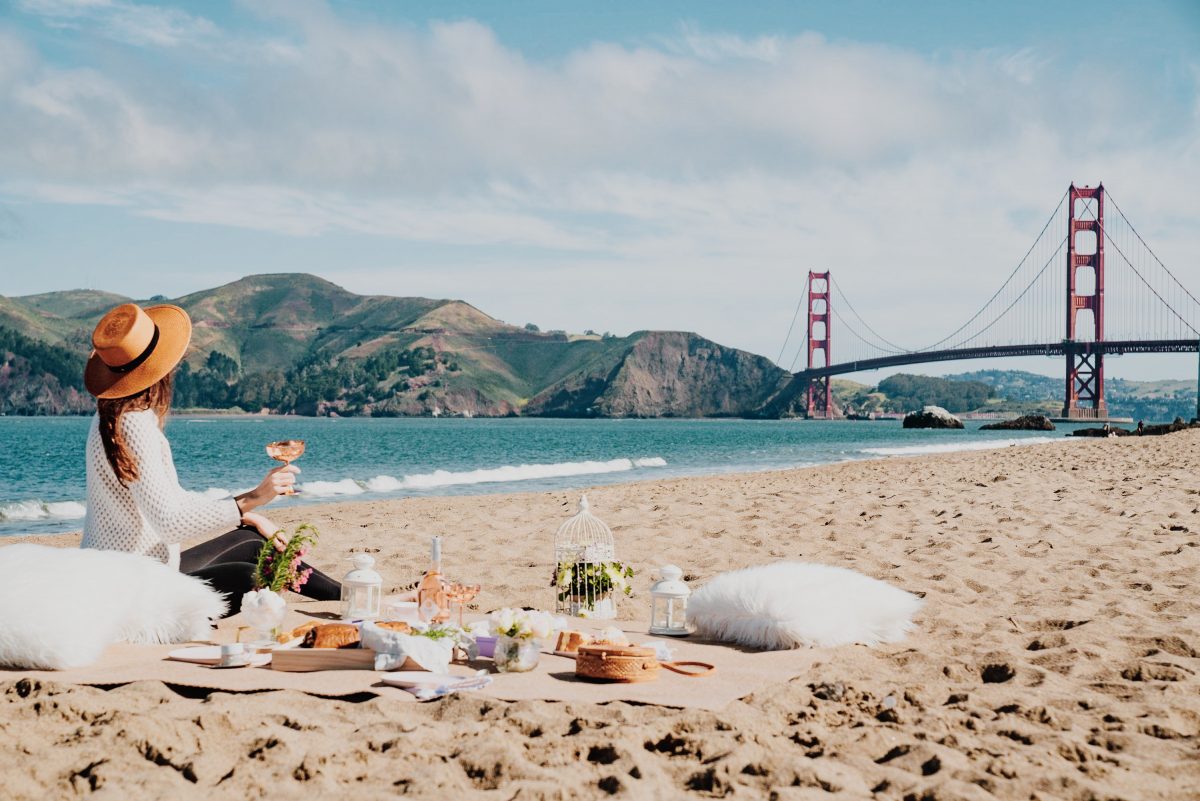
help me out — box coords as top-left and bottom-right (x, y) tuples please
(301, 623), (361, 649)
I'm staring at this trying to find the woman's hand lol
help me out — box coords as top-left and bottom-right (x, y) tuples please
(236, 464), (299, 513)
(241, 510), (288, 551)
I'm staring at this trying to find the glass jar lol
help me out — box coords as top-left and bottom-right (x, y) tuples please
(493, 635), (541, 673)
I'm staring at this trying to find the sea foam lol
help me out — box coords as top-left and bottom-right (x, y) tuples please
(0, 500), (87, 521)
(300, 456), (668, 496)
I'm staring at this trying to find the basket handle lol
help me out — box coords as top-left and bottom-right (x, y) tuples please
(660, 661), (715, 677)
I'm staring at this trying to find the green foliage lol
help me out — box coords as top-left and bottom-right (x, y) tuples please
(205, 351), (240, 381)
(252, 523), (320, 593)
(876, 374), (993, 413)
(554, 561), (635, 603)
(0, 326), (85, 390)
(174, 345), (441, 412)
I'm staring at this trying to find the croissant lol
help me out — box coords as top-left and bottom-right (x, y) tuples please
(375, 621), (413, 635)
(279, 621), (319, 643)
(301, 623), (361, 649)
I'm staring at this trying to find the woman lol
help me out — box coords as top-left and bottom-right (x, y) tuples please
(80, 301), (339, 614)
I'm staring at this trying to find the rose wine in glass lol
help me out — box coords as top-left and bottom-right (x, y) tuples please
(265, 439), (305, 495)
(458, 583), (480, 627)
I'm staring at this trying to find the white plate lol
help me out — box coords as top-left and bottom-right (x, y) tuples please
(167, 646), (272, 667)
(379, 671), (470, 689)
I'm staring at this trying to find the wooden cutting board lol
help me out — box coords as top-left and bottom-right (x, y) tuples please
(270, 648), (378, 672)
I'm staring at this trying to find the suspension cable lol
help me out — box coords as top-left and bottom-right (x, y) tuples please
(829, 305), (907, 356)
(1104, 190), (1200, 312)
(787, 330), (809, 372)
(775, 292), (806, 366)
(913, 190), (1068, 352)
(1101, 227), (1199, 336)
(948, 237), (1067, 349)
(829, 276), (911, 353)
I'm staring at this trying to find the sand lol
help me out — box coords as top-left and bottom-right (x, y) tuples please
(2, 432), (1199, 800)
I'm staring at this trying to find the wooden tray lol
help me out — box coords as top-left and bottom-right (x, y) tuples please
(270, 648), (427, 672)
(270, 648), (378, 672)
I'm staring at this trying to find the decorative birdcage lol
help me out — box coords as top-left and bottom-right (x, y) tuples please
(553, 495), (630, 620)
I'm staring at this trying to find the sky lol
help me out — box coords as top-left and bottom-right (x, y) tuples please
(1, 0), (1199, 382)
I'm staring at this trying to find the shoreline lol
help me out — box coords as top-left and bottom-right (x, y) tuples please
(3, 430), (1198, 798)
(4, 431), (1077, 541)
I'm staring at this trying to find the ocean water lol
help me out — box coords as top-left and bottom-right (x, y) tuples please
(0, 415), (1088, 537)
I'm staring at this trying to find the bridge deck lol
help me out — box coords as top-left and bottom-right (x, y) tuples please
(792, 339), (1199, 381)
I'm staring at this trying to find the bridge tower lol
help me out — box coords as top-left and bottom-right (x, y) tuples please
(1062, 183), (1107, 418)
(806, 270), (833, 419)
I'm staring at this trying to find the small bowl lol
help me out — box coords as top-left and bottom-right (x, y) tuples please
(383, 600), (420, 624)
(475, 635), (497, 658)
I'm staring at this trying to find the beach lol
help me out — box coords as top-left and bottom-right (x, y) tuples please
(3, 431), (1199, 800)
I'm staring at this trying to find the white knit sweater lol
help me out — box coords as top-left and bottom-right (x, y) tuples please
(81, 410), (241, 570)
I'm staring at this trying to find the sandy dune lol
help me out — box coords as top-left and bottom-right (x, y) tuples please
(3, 431), (1199, 799)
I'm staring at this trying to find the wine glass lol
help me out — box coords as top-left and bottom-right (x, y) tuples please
(447, 582), (481, 627)
(266, 439), (305, 495)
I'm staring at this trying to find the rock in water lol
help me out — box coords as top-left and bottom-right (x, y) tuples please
(980, 414), (1055, 431)
(902, 406), (964, 430)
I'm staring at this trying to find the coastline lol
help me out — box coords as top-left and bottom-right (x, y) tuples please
(1, 416), (1078, 538)
(4, 431), (1198, 798)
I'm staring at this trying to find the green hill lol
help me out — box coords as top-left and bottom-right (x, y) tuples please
(0, 274), (796, 418)
(830, 369), (1196, 422)
(947, 369), (1197, 421)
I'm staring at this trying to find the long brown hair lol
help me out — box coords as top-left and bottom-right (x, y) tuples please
(98, 372), (174, 484)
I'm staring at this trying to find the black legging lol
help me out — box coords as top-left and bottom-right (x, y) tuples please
(181, 527), (340, 617)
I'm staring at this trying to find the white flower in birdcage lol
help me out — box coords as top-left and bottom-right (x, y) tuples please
(552, 495), (633, 619)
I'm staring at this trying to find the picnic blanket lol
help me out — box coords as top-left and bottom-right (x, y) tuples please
(2, 602), (817, 711)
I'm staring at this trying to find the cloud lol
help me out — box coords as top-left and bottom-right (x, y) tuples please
(16, 0), (220, 48)
(1, 3), (1198, 366)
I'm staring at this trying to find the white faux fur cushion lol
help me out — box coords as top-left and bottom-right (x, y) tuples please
(687, 562), (922, 650)
(0, 544), (227, 670)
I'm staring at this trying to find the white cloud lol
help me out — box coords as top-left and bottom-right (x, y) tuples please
(1, 3), (1198, 374)
(17, 0), (220, 48)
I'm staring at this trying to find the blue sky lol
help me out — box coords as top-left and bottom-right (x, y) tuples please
(1, 0), (1199, 381)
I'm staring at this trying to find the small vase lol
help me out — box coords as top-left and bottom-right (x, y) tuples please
(493, 635), (541, 673)
(569, 594), (616, 620)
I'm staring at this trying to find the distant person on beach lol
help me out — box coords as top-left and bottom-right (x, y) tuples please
(79, 302), (340, 615)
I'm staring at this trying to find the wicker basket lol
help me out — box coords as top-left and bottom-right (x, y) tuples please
(575, 644), (660, 683)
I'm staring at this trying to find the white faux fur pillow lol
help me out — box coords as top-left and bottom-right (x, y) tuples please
(687, 562), (922, 650)
(0, 544), (227, 670)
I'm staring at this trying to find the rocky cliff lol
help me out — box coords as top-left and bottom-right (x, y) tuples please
(526, 332), (792, 417)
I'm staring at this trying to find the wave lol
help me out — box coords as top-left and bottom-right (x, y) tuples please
(0, 499), (87, 522)
(301, 478), (367, 497)
(860, 437), (1061, 457)
(299, 456), (669, 497)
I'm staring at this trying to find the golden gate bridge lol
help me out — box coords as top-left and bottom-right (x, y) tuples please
(774, 184), (1200, 420)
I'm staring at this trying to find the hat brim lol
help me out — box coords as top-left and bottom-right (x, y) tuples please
(84, 305), (192, 400)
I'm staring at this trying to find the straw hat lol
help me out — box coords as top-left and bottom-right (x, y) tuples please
(84, 303), (192, 399)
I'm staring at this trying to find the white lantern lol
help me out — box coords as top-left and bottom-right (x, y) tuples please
(649, 565), (690, 636)
(341, 554), (382, 621)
